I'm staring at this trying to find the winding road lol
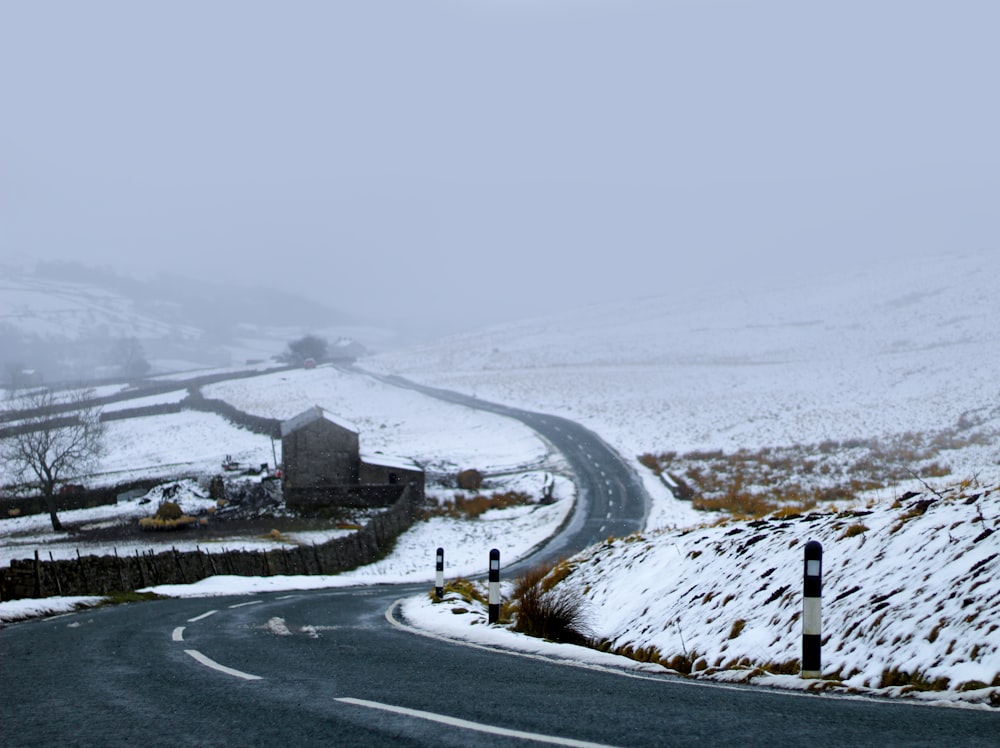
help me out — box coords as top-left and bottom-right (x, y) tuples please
(2, 373), (997, 746)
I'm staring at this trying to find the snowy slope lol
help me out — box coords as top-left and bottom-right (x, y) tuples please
(367, 249), (1000, 496)
(0, 274), (201, 342)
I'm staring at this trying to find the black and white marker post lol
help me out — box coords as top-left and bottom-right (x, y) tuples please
(801, 540), (823, 679)
(488, 548), (501, 624)
(435, 547), (444, 599)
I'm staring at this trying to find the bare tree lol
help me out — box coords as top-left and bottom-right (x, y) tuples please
(1, 389), (105, 531)
(109, 336), (151, 379)
(282, 334), (328, 365)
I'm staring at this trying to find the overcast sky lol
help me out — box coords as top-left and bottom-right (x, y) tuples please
(2, 1), (997, 334)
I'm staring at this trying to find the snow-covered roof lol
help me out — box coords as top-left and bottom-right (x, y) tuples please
(280, 405), (359, 437)
(361, 452), (421, 472)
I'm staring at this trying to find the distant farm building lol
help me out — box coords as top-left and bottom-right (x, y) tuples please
(280, 406), (424, 511)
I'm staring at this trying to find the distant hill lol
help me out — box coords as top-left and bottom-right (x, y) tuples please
(29, 261), (354, 330)
(0, 262), (370, 383)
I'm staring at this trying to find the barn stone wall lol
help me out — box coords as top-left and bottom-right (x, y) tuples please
(281, 417), (360, 492)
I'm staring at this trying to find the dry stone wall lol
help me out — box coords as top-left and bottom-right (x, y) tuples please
(0, 484), (421, 601)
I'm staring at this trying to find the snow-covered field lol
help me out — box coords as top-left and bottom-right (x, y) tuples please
(2, 249), (997, 705)
(365, 249), (1000, 490)
(201, 367), (551, 476)
(0, 367), (570, 575)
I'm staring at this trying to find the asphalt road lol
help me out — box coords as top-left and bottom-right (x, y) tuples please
(3, 586), (997, 747)
(372, 372), (650, 562)
(2, 373), (998, 746)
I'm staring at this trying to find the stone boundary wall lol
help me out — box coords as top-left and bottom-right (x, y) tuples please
(0, 484), (421, 601)
(0, 478), (165, 519)
(0, 366), (294, 428)
(181, 391), (282, 438)
(102, 402), (184, 423)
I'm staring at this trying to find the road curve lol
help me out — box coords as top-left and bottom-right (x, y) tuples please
(370, 371), (650, 562)
(3, 585), (996, 747)
(2, 373), (997, 746)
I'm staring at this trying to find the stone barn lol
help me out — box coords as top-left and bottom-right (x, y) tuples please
(280, 405), (424, 511)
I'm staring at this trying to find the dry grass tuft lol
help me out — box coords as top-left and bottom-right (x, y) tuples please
(880, 668), (951, 692)
(840, 523), (869, 539)
(138, 500), (197, 530)
(423, 491), (535, 520)
(637, 427), (985, 519)
(510, 561), (592, 646)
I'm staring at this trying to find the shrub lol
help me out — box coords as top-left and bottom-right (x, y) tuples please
(510, 561), (592, 646)
(422, 491), (534, 520)
(139, 500), (196, 531)
(457, 469), (484, 490)
(879, 668), (950, 691)
(665, 651), (698, 674)
(435, 578), (487, 606)
(762, 659), (801, 676)
(840, 523), (869, 539)
(637, 454), (661, 473)
(512, 585), (592, 646)
(155, 501), (183, 521)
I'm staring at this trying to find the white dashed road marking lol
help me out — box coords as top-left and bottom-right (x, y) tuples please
(229, 600), (263, 609)
(172, 626), (185, 642)
(184, 649), (262, 681)
(335, 697), (618, 748)
(187, 610), (218, 623)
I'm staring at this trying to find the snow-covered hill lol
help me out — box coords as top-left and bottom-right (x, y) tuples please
(368, 249), (1000, 499)
(0, 264), (387, 380)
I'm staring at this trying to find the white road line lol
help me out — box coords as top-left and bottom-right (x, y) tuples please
(384, 601), (916, 708)
(187, 610), (218, 623)
(172, 626), (185, 642)
(228, 600), (263, 609)
(335, 697), (618, 748)
(184, 649), (262, 681)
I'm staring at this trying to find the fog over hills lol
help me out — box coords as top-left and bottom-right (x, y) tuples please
(3, 248), (998, 482)
(0, 262), (391, 382)
(368, 248), (1000, 485)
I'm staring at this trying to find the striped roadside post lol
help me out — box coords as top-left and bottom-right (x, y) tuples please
(435, 547), (444, 599)
(488, 548), (501, 624)
(801, 540), (823, 678)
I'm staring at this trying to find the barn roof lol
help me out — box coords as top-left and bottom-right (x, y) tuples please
(280, 405), (360, 437)
(361, 452), (422, 471)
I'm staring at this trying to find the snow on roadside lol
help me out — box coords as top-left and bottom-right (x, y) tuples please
(396, 481), (999, 708)
(0, 596), (105, 623)
(536, 481), (1000, 703)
